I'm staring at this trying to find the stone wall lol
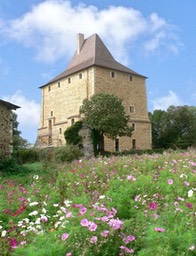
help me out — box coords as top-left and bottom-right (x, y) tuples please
(0, 104), (13, 156)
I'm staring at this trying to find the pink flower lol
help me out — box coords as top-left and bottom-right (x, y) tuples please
(79, 207), (87, 215)
(167, 178), (173, 185)
(154, 227), (165, 232)
(100, 230), (109, 237)
(90, 236), (97, 244)
(80, 218), (89, 227)
(124, 235), (135, 244)
(148, 202), (157, 210)
(184, 181), (189, 186)
(109, 218), (124, 230)
(134, 195), (141, 202)
(88, 221), (97, 231)
(20, 240), (26, 245)
(40, 216), (48, 223)
(186, 202), (193, 209)
(66, 253), (72, 256)
(66, 211), (72, 218)
(101, 216), (109, 222)
(10, 238), (18, 249)
(153, 213), (159, 219)
(61, 233), (69, 241)
(120, 246), (134, 253)
(177, 196), (184, 201)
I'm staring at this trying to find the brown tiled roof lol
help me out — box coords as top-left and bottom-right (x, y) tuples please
(40, 34), (146, 88)
(0, 99), (20, 110)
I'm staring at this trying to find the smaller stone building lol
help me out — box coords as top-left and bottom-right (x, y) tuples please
(0, 99), (20, 157)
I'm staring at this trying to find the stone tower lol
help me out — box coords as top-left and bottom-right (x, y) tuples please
(36, 33), (151, 151)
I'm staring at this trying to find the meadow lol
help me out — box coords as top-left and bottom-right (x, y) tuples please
(0, 149), (195, 255)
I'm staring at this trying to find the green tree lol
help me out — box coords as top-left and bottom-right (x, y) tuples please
(149, 105), (196, 149)
(80, 93), (132, 152)
(12, 113), (29, 151)
(64, 120), (83, 146)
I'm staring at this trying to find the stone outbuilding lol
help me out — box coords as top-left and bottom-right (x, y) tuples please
(0, 99), (20, 156)
(36, 33), (151, 151)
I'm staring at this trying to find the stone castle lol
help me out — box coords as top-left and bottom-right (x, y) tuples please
(36, 33), (151, 151)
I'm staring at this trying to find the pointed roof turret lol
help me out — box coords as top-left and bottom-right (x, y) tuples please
(41, 33), (146, 87)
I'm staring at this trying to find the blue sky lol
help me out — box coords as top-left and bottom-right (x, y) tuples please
(0, 0), (196, 143)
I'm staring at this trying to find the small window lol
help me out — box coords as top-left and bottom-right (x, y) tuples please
(48, 86), (51, 92)
(68, 77), (71, 83)
(71, 118), (75, 125)
(51, 111), (53, 116)
(129, 75), (133, 81)
(132, 123), (135, 131)
(79, 73), (83, 79)
(58, 82), (61, 87)
(59, 128), (62, 134)
(110, 71), (115, 78)
(115, 138), (119, 152)
(130, 106), (135, 113)
(132, 139), (136, 149)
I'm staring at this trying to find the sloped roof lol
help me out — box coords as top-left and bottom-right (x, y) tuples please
(0, 99), (20, 110)
(41, 34), (146, 88)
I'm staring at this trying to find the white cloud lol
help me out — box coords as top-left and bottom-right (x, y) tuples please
(3, 91), (40, 143)
(151, 90), (183, 111)
(0, 0), (182, 64)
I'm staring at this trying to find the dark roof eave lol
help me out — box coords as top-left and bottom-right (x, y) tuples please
(0, 99), (20, 110)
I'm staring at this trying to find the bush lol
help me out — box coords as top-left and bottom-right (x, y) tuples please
(17, 148), (39, 164)
(54, 144), (83, 162)
(64, 121), (83, 145)
(0, 157), (28, 175)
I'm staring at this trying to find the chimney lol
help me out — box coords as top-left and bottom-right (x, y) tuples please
(77, 33), (84, 54)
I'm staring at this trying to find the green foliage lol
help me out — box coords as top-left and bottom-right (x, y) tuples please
(64, 120), (83, 145)
(149, 105), (196, 149)
(17, 148), (39, 164)
(80, 93), (133, 140)
(0, 157), (28, 175)
(54, 144), (83, 162)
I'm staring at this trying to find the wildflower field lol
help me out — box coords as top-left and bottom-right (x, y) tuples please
(0, 149), (195, 255)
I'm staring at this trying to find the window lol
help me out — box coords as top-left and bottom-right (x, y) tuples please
(71, 118), (75, 125)
(58, 82), (61, 87)
(132, 123), (135, 131)
(115, 138), (119, 152)
(129, 75), (133, 81)
(59, 128), (62, 134)
(51, 111), (53, 116)
(79, 73), (83, 79)
(130, 106), (135, 113)
(132, 139), (136, 149)
(48, 86), (51, 92)
(110, 71), (115, 78)
(68, 77), (71, 83)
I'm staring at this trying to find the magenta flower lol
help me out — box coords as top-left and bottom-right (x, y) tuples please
(80, 218), (89, 227)
(177, 196), (184, 201)
(79, 207), (87, 215)
(186, 202), (193, 209)
(154, 227), (165, 232)
(184, 181), (190, 186)
(66, 253), (72, 256)
(88, 221), (97, 231)
(90, 236), (98, 244)
(167, 178), (173, 185)
(100, 230), (109, 237)
(10, 238), (18, 249)
(109, 218), (124, 230)
(124, 235), (135, 244)
(40, 216), (48, 223)
(61, 233), (69, 241)
(148, 202), (157, 210)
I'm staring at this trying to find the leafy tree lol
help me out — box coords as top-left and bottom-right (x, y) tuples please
(149, 105), (196, 149)
(12, 113), (29, 151)
(80, 93), (132, 151)
(64, 120), (83, 146)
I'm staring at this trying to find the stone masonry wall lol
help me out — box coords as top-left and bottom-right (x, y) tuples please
(0, 104), (13, 156)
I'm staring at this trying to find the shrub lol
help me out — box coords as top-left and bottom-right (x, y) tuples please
(54, 144), (83, 162)
(17, 148), (39, 164)
(0, 157), (28, 175)
(64, 120), (83, 145)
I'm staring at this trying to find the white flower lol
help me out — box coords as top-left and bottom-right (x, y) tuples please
(33, 175), (39, 180)
(99, 195), (105, 199)
(64, 200), (72, 207)
(35, 218), (41, 225)
(188, 189), (193, 197)
(0, 225), (2, 229)
(53, 203), (59, 207)
(29, 202), (39, 206)
(180, 173), (187, 178)
(29, 210), (38, 216)
(1, 230), (7, 237)
(42, 208), (47, 214)
(23, 218), (29, 223)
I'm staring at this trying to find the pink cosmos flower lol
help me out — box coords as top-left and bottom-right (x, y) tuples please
(109, 218), (124, 230)
(61, 233), (69, 241)
(120, 246), (134, 253)
(66, 212), (72, 218)
(10, 238), (18, 249)
(153, 213), (159, 219)
(124, 235), (135, 244)
(100, 230), (109, 237)
(80, 218), (89, 227)
(20, 240), (26, 245)
(177, 196), (184, 201)
(167, 178), (173, 185)
(79, 207), (87, 215)
(88, 221), (97, 231)
(66, 253), (72, 256)
(154, 227), (165, 232)
(90, 236), (97, 244)
(186, 202), (193, 209)
(184, 181), (190, 186)
(101, 216), (109, 222)
(148, 202), (157, 210)
(40, 216), (48, 223)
